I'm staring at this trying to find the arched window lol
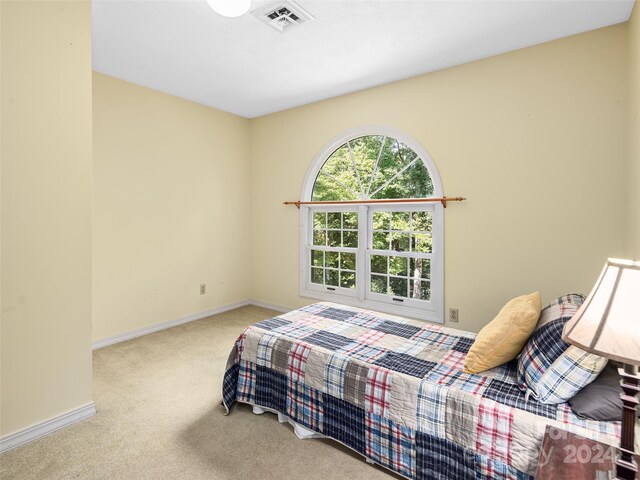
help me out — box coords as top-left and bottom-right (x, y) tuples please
(299, 127), (444, 323)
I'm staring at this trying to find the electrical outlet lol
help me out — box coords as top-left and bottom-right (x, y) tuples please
(449, 308), (459, 323)
(200, 284), (206, 295)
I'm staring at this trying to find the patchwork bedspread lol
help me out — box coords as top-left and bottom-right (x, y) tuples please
(222, 302), (625, 479)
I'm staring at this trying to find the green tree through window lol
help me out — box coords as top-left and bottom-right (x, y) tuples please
(312, 136), (434, 201)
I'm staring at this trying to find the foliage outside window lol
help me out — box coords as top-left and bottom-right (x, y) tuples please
(300, 130), (443, 323)
(312, 135), (433, 201)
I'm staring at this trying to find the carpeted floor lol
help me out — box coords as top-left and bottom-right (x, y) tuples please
(0, 306), (399, 480)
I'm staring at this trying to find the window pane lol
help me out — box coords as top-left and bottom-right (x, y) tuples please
(368, 137), (417, 196)
(391, 211), (410, 230)
(389, 256), (408, 276)
(325, 251), (339, 269)
(370, 274), (387, 294)
(412, 211), (432, 232)
(391, 232), (410, 252)
(411, 279), (430, 300)
(340, 271), (356, 289)
(343, 231), (358, 248)
(349, 135), (384, 186)
(367, 206), (433, 303)
(343, 212), (358, 230)
(312, 173), (358, 201)
(410, 258), (430, 279)
(311, 250), (324, 267)
(412, 233), (432, 253)
(390, 277), (408, 297)
(340, 252), (356, 271)
(370, 255), (387, 274)
(327, 212), (341, 229)
(314, 145), (362, 199)
(311, 267), (324, 284)
(373, 231), (389, 250)
(313, 212), (326, 229)
(326, 269), (339, 286)
(327, 230), (341, 247)
(373, 211), (390, 230)
(313, 230), (326, 246)
(371, 159), (434, 200)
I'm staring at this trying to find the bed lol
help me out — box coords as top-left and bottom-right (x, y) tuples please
(221, 301), (627, 479)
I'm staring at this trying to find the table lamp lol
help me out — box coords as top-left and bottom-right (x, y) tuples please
(563, 258), (640, 480)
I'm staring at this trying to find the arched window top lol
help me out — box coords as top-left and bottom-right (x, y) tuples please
(311, 133), (439, 202)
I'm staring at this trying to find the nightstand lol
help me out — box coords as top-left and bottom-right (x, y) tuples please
(537, 425), (639, 480)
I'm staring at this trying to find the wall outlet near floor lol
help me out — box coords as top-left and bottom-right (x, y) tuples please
(199, 284), (206, 295)
(448, 308), (459, 323)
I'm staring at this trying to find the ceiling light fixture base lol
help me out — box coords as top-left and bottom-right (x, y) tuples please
(207, 0), (251, 18)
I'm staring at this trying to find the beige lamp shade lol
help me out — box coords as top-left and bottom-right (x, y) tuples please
(562, 258), (640, 365)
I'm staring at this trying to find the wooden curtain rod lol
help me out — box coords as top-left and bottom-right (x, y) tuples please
(283, 196), (466, 209)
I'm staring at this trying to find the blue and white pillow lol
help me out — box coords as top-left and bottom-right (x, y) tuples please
(517, 293), (608, 404)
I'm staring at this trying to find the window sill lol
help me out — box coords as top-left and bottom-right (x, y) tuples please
(299, 287), (444, 324)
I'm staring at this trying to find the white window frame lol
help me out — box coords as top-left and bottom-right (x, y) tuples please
(298, 126), (444, 323)
(303, 204), (363, 299)
(365, 203), (439, 318)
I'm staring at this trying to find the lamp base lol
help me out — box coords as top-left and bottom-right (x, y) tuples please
(616, 363), (639, 480)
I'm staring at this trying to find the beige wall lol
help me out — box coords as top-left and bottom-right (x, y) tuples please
(1, 1), (93, 436)
(628, 2), (640, 258)
(250, 25), (629, 333)
(92, 73), (251, 342)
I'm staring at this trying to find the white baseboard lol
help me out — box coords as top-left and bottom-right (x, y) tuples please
(0, 300), (294, 453)
(92, 300), (254, 350)
(91, 299), (294, 350)
(0, 402), (96, 453)
(248, 299), (293, 313)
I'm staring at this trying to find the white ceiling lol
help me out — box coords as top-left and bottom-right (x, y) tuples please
(93, 0), (634, 118)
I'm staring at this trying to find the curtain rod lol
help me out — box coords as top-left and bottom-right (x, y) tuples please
(283, 196), (466, 209)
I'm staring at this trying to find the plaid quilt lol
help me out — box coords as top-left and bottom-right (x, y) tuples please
(222, 302), (629, 479)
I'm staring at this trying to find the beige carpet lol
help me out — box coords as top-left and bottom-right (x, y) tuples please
(0, 306), (400, 480)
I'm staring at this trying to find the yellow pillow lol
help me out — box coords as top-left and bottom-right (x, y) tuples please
(463, 292), (542, 374)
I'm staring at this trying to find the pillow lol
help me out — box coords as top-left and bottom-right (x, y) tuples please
(463, 292), (541, 374)
(569, 362), (640, 421)
(517, 293), (608, 404)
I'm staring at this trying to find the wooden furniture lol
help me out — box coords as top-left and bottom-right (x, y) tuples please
(538, 425), (639, 480)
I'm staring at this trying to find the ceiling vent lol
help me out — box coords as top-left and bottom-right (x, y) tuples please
(252, 0), (314, 32)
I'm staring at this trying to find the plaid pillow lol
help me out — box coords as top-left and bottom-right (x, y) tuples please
(517, 293), (608, 404)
